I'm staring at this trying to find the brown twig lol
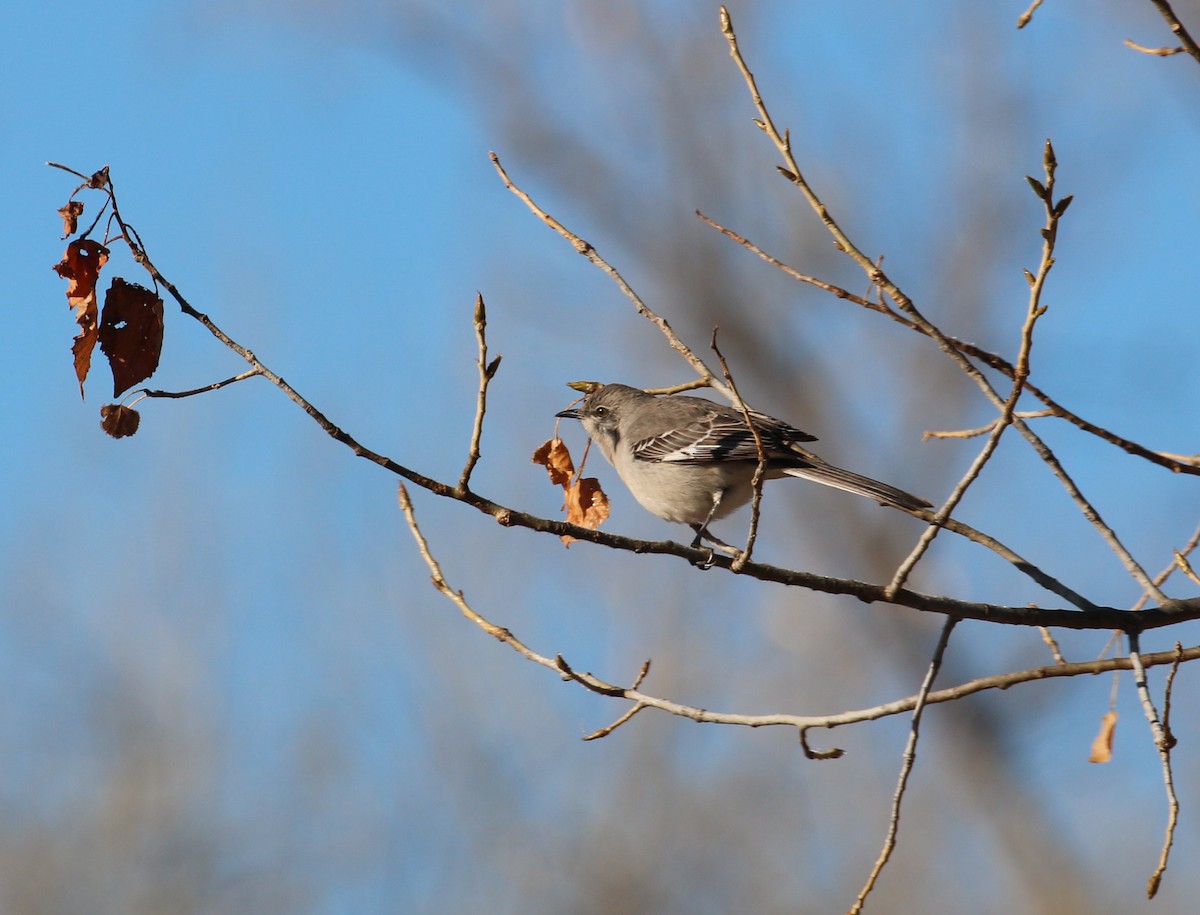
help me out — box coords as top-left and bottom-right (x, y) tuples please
(1039, 627), (1067, 664)
(886, 140), (1060, 597)
(1130, 518), (1200, 612)
(644, 379), (712, 396)
(458, 293), (501, 494)
(710, 327), (768, 569)
(1146, 0), (1200, 65)
(1124, 38), (1185, 56)
(1017, 0), (1046, 29)
(1128, 632), (1180, 897)
(135, 368), (263, 401)
(924, 411), (1053, 441)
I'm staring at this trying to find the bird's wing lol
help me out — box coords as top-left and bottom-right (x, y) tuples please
(632, 409), (816, 464)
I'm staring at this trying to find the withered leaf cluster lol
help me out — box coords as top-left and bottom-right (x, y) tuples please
(53, 201), (165, 438)
(532, 438), (610, 546)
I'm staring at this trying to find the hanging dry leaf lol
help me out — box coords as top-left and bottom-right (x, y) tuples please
(1088, 711), (1118, 763)
(98, 278), (164, 397)
(100, 403), (141, 438)
(560, 477), (611, 546)
(532, 438), (575, 486)
(53, 238), (109, 396)
(58, 200), (84, 236)
(533, 437), (609, 545)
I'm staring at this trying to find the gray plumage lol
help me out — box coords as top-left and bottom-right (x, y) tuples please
(557, 383), (930, 541)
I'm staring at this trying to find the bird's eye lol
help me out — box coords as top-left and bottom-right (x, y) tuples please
(593, 406), (608, 417)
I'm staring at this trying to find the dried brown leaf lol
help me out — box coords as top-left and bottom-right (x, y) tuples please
(1088, 710), (1118, 764)
(98, 278), (164, 396)
(53, 239), (109, 396)
(532, 438), (575, 487)
(100, 403), (141, 438)
(560, 477), (610, 546)
(58, 200), (84, 236)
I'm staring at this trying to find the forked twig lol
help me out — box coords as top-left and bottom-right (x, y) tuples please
(1146, 0), (1200, 64)
(886, 140), (1060, 596)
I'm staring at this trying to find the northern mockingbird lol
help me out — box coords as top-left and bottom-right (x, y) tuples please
(556, 382), (931, 547)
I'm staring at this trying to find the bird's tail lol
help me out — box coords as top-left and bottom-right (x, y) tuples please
(782, 462), (931, 512)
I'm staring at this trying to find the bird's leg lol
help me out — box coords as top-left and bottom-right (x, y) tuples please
(688, 490), (742, 566)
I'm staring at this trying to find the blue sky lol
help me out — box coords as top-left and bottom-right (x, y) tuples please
(5, 1), (1200, 912)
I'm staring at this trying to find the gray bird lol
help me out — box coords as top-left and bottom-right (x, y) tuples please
(556, 382), (930, 548)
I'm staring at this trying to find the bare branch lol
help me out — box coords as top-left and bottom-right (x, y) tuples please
(1125, 38), (1185, 56)
(1039, 627), (1067, 665)
(924, 411), (1053, 440)
(1131, 518), (1200, 612)
(1128, 633), (1181, 897)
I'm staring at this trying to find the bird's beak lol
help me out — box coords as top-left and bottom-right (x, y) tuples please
(555, 407), (582, 420)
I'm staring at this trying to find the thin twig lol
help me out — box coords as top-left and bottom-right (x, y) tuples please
(850, 618), (959, 914)
(489, 151), (732, 402)
(135, 368), (263, 400)
(1147, 0), (1200, 65)
(1127, 632), (1180, 898)
(1040, 627), (1067, 664)
(584, 703), (648, 740)
(1130, 518), (1200, 612)
(1125, 38), (1185, 56)
(458, 293), (500, 494)
(924, 411), (1053, 441)
(710, 327), (767, 569)
(645, 379), (712, 396)
(886, 139), (1059, 597)
(1017, 0), (1046, 29)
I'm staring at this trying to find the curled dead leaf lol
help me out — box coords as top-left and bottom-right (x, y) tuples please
(532, 438), (575, 487)
(100, 403), (141, 439)
(560, 477), (610, 547)
(58, 200), (84, 236)
(1088, 710), (1118, 764)
(533, 437), (609, 545)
